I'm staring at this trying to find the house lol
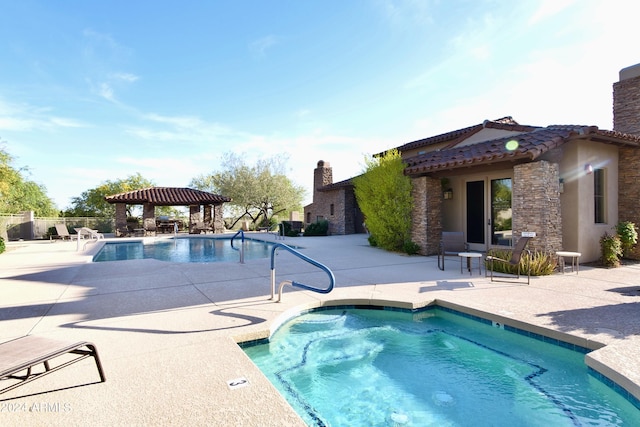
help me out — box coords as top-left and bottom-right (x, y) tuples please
(304, 63), (640, 263)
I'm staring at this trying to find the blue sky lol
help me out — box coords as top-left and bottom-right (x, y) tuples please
(2, 0), (640, 210)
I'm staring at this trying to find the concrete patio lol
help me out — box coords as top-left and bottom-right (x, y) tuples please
(1, 233), (639, 426)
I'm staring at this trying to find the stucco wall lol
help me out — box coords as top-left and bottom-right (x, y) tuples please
(559, 141), (619, 262)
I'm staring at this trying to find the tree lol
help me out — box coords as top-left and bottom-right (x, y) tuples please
(353, 149), (413, 252)
(65, 173), (156, 217)
(0, 144), (57, 216)
(190, 153), (305, 229)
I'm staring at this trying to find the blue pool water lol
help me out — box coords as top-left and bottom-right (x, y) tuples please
(243, 307), (640, 426)
(93, 237), (278, 263)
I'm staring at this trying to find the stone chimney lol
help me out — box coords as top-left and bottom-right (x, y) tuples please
(613, 63), (640, 135)
(314, 160), (333, 189)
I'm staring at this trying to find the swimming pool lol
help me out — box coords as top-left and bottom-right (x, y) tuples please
(243, 306), (640, 426)
(93, 237), (280, 263)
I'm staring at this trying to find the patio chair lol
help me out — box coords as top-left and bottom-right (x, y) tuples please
(54, 223), (77, 241)
(437, 231), (469, 270)
(0, 335), (106, 396)
(485, 236), (532, 285)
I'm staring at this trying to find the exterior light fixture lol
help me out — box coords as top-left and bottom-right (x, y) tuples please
(585, 164), (593, 174)
(443, 189), (453, 200)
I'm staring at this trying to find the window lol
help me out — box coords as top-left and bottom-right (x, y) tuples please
(330, 204), (334, 216)
(594, 168), (606, 223)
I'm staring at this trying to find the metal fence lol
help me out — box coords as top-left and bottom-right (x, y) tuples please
(0, 212), (114, 241)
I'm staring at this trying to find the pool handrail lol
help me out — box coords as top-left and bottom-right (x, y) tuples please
(230, 230), (245, 264)
(269, 243), (335, 302)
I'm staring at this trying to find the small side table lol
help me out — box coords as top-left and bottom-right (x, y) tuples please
(556, 251), (581, 274)
(458, 252), (482, 275)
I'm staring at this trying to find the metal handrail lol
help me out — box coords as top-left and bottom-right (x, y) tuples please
(269, 243), (335, 302)
(230, 230), (245, 263)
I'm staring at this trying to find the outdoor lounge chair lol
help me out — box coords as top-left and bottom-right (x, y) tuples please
(437, 231), (469, 270)
(0, 335), (106, 395)
(54, 223), (77, 241)
(486, 236), (532, 285)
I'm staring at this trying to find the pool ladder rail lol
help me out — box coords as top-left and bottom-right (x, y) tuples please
(231, 231), (335, 301)
(270, 243), (335, 302)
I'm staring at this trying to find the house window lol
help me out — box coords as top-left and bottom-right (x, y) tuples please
(306, 212), (311, 223)
(594, 168), (606, 223)
(330, 204), (334, 216)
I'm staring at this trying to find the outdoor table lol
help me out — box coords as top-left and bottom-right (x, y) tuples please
(458, 252), (482, 275)
(556, 251), (581, 274)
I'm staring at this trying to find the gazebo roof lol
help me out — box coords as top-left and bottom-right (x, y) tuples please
(105, 187), (231, 206)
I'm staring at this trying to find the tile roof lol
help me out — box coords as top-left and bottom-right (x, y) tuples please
(391, 117), (539, 154)
(404, 124), (640, 176)
(105, 187), (231, 205)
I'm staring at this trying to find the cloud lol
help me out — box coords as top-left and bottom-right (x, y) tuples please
(250, 35), (278, 58)
(0, 98), (85, 132)
(111, 72), (139, 82)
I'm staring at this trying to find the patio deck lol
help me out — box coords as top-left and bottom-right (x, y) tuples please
(1, 234), (639, 425)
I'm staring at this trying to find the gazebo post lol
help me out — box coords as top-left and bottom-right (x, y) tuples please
(115, 204), (128, 237)
(143, 203), (156, 236)
(189, 205), (200, 234)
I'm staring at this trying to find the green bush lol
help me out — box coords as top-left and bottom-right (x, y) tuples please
(368, 235), (378, 247)
(402, 240), (420, 255)
(485, 248), (557, 276)
(303, 220), (328, 236)
(600, 232), (622, 267)
(615, 221), (637, 258)
(0, 236), (5, 254)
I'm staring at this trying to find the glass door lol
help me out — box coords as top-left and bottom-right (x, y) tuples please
(490, 178), (512, 246)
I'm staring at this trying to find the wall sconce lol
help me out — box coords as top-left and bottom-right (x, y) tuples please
(584, 164), (593, 174)
(559, 178), (564, 193)
(443, 189), (453, 200)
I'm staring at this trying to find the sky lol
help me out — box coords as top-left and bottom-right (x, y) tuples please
(2, 0), (640, 210)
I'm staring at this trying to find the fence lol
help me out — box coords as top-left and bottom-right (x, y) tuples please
(0, 212), (114, 241)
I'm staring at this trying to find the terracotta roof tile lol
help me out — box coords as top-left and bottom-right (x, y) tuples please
(403, 125), (640, 175)
(105, 187), (231, 205)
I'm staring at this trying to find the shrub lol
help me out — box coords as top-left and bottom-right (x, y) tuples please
(303, 220), (328, 236)
(368, 235), (378, 247)
(0, 236), (4, 254)
(485, 248), (557, 276)
(615, 221), (637, 258)
(402, 240), (420, 255)
(600, 232), (622, 267)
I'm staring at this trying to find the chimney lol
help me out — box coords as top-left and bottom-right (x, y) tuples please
(314, 160), (333, 189)
(613, 63), (640, 135)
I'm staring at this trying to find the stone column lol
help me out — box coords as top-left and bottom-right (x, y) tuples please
(143, 203), (156, 236)
(512, 161), (562, 253)
(189, 205), (201, 234)
(115, 204), (127, 236)
(212, 204), (225, 233)
(410, 176), (442, 255)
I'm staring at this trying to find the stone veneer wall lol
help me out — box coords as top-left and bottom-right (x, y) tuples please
(410, 176), (442, 255)
(613, 71), (640, 135)
(512, 161), (562, 253)
(614, 66), (640, 259)
(617, 146), (640, 258)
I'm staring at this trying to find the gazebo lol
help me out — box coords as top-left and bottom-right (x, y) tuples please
(105, 187), (231, 236)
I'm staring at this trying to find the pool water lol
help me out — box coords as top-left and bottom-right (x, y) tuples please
(93, 237), (276, 263)
(243, 307), (639, 426)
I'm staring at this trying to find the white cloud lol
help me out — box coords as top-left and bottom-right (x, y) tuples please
(112, 72), (139, 82)
(250, 35), (278, 58)
(0, 99), (85, 132)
